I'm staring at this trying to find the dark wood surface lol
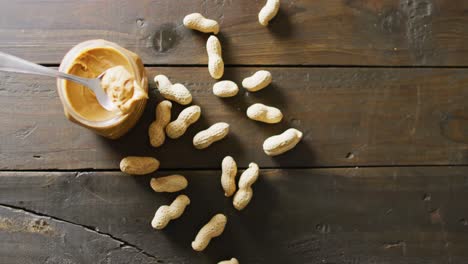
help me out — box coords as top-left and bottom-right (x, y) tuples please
(1, 67), (467, 170)
(1, 167), (468, 264)
(0, 206), (157, 264)
(1, 0), (468, 66)
(1, 0), (468, 263)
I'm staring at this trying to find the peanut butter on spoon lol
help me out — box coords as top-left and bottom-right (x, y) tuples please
(100, 65), (148, 115)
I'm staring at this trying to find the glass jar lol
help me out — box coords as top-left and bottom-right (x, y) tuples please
(57, 39), (148, 139)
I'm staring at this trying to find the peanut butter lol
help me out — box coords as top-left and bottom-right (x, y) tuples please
(100, 65), (147, 114)
(58, 40), (148, 139)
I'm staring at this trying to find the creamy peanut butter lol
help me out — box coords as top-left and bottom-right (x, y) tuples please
(58, 40), (148, 139)
(100, 65), (147, 114)
(64, 47), (147, 120)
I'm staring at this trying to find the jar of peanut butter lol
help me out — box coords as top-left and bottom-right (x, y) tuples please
(57, 39), (148, 139)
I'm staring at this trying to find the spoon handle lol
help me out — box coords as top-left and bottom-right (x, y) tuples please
(0, 51), (94, 88)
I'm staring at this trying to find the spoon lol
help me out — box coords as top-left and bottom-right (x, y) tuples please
(0, 51), (118, 112)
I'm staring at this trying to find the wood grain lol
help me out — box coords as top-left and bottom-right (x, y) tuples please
(0, 0), (468, 65)
(1, 167), (468, 263)
(1, 67), (467, 170)
(0, 206), (159, 264)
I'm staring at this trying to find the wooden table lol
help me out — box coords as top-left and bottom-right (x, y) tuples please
(0, 1), (467, 263)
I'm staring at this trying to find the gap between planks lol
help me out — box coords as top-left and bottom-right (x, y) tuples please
(1, 164), (467, 173)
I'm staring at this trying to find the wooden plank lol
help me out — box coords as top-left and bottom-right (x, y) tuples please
(1, 67), (468, 170)
(0, 206), (159, 264)
(1, 167), (468, 263)
(1, 0), (468, 66)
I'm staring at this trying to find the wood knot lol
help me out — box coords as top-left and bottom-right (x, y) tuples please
(152, 23), (180, 53)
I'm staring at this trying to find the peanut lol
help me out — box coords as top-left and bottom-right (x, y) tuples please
(154, 75), (192, 105)
(258, 0), (280, 26)
(242, 70), (272, 92)
(218, 258), (239, 264)
(150, 175), (188, 193)
(192, 213), (227, 251)
(263, 128), (303, 156)
(193, 122), (230, 149)
(183, 13), (219, 34)
(246, 103), (283, 124)
(151, 194), (190, 230)
(148, 100), (172, 147)
(120, 156), (160, 175)
(221, 156), (237, 197)
(206, 35), (224, 79)
(166, 105), (201, 139)
(213, 80), (239, 98)
(233, 162), (259, 210)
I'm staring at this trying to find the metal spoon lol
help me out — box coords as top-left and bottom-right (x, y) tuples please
(0, 51), (118, 112)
